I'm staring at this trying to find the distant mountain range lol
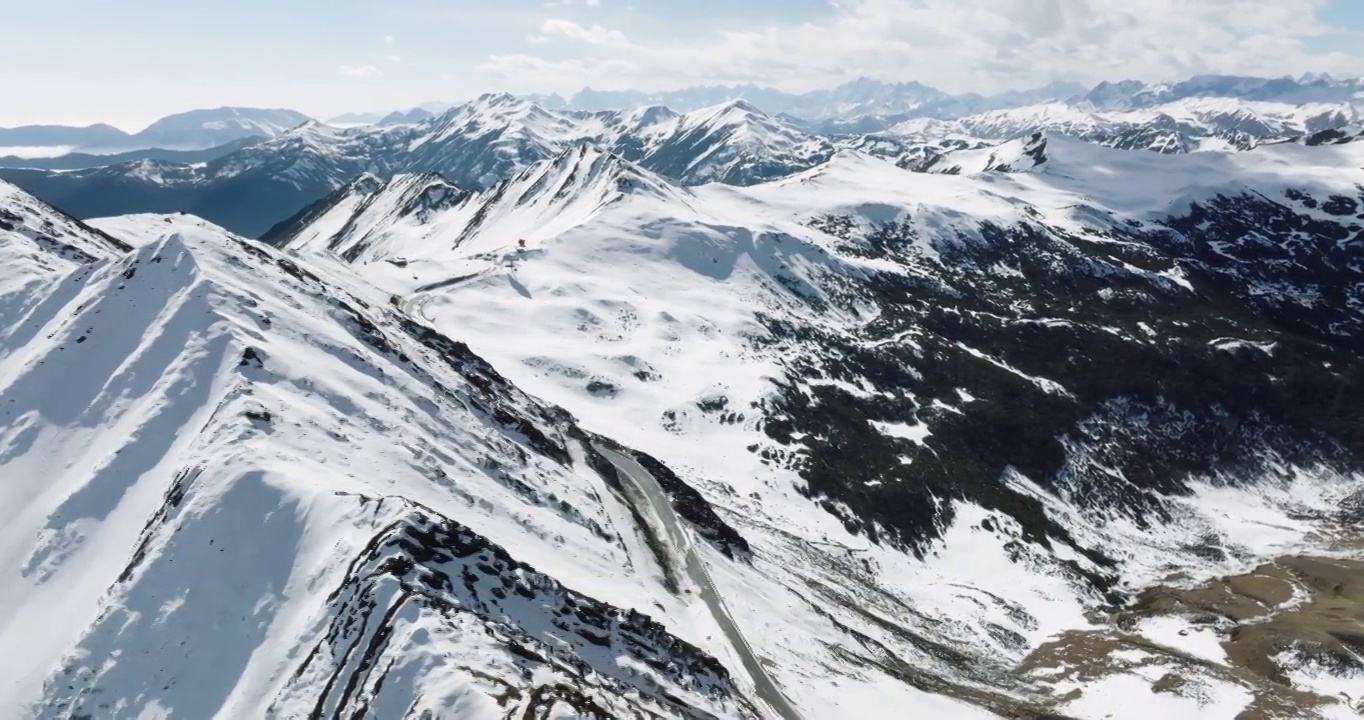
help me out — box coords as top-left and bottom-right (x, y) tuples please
(2, 95), (847, 236)
(0, 136), (262, 171)
(0, 107), (311, 154)
(329, 73), (1364, 130)
(5, 83), (1359, 238)
(8, 73), (1364, 158)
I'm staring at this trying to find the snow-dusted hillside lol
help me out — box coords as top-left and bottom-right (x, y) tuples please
(0, 190), (816, 718)
(87, 212), (243, 247)
(272, 137), (1364, 717)
(0, 179), (130, 293)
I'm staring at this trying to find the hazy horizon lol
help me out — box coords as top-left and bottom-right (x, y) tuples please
(6, 70), (1364, 135)
(6, 0), (1364, 128)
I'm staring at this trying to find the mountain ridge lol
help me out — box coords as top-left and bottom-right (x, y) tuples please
(0, 219), (781, 718)
(15, 89), (1357, 239)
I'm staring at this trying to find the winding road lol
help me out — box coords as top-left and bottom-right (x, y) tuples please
(391, 261), (800, 719)
(591, 443), (804, 720)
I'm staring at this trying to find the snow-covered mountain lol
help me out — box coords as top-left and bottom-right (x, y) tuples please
(1, 96), (832, 237)
(4, 109), (1364, 716)
(128, 107), (312, 150)
(406, 75), (1358, 131)
(34, 93), (1349, 241)
(9, 75), (1364, 239)
(1081, 73), (1364, 111)
(13, 72), (1362, 160)
(886, 97), (1358, 158)
(609, 99), (834, 184)
(257, 137), (1364, 717)
(0, 179), (131, 292)
(0, 181), (797, 718)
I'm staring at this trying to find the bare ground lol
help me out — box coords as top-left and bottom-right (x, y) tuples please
(1014, 555), (1364, 718)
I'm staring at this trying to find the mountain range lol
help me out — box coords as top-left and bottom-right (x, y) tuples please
(5, 82), (1361, 239)
(3, 90), (1363, 717)
(7, 72), (1358, 157)
(331, 73), (1364, 128)
(0, 107), (311, 155)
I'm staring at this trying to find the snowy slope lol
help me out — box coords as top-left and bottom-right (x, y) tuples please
(275, 139), (1364, 717)
(5, 119), (1364, 719)
(917, 130), (1364, 221)
(0, 195), (809, 718)
(87, 212), (244, 247)
(283, 144), (678, 267)
(0, 179), (130, 294)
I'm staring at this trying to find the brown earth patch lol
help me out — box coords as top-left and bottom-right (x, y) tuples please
(1014, 555), (1364, 718)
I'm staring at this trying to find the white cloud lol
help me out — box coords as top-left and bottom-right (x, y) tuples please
(479, 0), (1364, 94)
(340, 64), (384, 79)
(532, 18), (628, 45)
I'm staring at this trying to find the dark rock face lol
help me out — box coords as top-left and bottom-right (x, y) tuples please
(763, 189), (1364, 586)
(277, 502), (744, 719)
(587, 436), (754, 563)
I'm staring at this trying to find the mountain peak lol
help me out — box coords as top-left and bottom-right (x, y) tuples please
(626, 104), (681, 125)
(511, 140), (675, 202)
(474, 91), (521, 108)
(917, 131), (1050, 174)
(388, 171), (469, 220)
(724, 97), (763, 113)
(703, 97), (767, 118)
(348, 172), (386, 195)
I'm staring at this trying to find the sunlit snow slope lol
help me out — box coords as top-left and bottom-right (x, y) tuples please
(0, 199), (818, 718)
(278, 136), (1364, 718)
(0, 179), (130, 293)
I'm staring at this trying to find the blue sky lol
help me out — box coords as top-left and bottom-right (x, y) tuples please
(3, 0), (1363, 129)
(1321, 0), (1364, 27)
